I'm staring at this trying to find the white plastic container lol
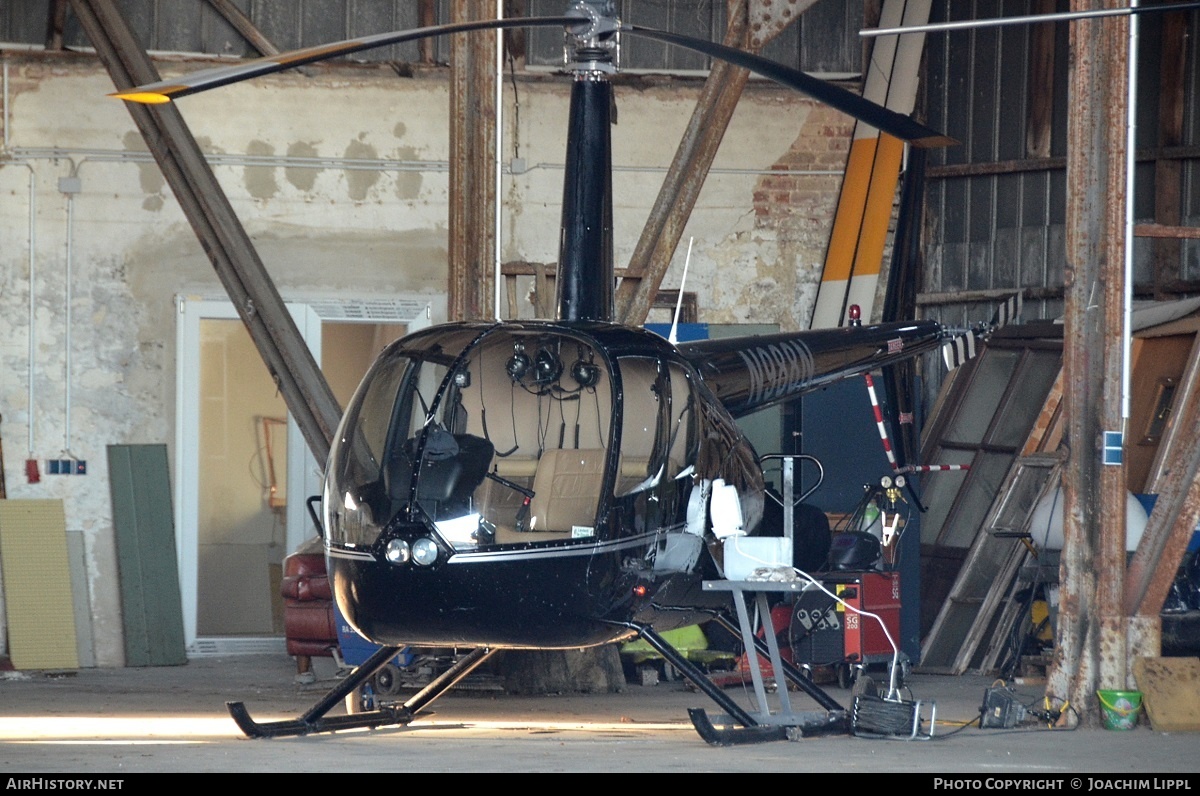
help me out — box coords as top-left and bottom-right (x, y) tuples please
(723, 536), (793, 581)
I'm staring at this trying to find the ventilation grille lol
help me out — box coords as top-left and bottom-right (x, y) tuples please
(188, 637), (287, 657)
(307, 298), (429, 322)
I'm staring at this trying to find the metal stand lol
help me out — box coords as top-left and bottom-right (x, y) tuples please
(690, 579), (849, 741)
(674, 454), (848, 744)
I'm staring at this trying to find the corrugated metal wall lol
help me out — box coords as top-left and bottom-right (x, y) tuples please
(922, 0), (1200, 332)
(2, 0), (863, 73)
(1, 0), (429, 61)
(923, 0), (1069, 331)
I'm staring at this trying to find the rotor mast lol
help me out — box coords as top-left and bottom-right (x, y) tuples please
(555, 2), (617, 322)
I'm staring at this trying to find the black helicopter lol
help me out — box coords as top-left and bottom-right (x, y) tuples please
(116, 1), (964, 743)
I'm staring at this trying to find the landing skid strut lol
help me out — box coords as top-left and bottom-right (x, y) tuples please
(627, 620), (849, 746)
(228, 618), (843, 743)
(227, 644), (498, 738)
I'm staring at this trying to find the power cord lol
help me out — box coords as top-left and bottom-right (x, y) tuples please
(788, 566), (905, 699)
(979, 679), (1079, 733)
(1029, 694), (1077, 728)
(728, 537), (908, 700)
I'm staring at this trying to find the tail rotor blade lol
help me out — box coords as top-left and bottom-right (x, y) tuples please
(990, 292), (1024, 329)
(942, 331), (977, 371)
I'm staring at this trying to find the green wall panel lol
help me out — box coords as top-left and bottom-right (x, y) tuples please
(108, 444), (187, 666)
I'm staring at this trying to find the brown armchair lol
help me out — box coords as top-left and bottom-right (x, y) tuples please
(280, 536), (338, 680)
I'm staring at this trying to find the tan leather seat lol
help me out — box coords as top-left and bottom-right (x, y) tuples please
(527, 448), (609, 533)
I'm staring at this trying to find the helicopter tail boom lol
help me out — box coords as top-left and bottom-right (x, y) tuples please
(678, 319), (946, 418)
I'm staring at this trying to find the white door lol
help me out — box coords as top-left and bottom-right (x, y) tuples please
(175, 297), (434, 654)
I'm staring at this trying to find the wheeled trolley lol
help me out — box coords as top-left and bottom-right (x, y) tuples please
(788, 570), (909, 690)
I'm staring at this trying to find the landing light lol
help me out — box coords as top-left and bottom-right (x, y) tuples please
(412, 537), (439, 566)
(385, 538), (411, 564)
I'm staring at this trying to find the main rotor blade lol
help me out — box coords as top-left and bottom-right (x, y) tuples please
(112, 16), (578, 103)
(112, 10), (955, 149)
(620, 24), (955, 149)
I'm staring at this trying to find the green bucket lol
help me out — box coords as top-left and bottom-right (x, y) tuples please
(1097, 689), (1142, 731)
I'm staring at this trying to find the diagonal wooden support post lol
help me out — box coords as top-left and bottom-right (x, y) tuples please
(70, 0), (343, 462)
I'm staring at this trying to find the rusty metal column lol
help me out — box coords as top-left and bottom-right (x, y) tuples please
(70, 0), (342, 463)
(448, 1), (497, 321)
(1052, 0), (1130, 727)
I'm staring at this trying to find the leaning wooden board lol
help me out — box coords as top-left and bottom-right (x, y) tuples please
(0, 500), (80, 670)
(1133, 656), (1200, 732)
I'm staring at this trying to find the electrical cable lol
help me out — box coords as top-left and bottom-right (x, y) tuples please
(729, 475), (1104, 741)
(730, 537), (904, 699)
(792, 568), (902, 698)
(850, 692), (927, 738)
(931, 713), (981, 737)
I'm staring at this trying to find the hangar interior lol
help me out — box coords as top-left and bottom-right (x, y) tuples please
(2, 0), (1199, 725)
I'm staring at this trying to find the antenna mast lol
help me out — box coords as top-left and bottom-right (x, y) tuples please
(668, 237), (694, 344)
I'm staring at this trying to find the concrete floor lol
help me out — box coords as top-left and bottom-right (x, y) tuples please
(0, 652), (1197, 774)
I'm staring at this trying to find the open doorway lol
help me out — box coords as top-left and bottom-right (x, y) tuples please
(176, 297), (432, 654)
(195, 317), (290, 638)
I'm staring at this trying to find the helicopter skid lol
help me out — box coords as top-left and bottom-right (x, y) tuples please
(686, 708), (787, 745)
(687, 707), (849, 746)
(627, 621), (850, 745)
(226, 700), (416, 739)
(226, 642), (416, 738)
(227, 644), (499, 739)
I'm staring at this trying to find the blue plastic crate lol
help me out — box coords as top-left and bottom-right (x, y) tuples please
(334, 600), (412, 668)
